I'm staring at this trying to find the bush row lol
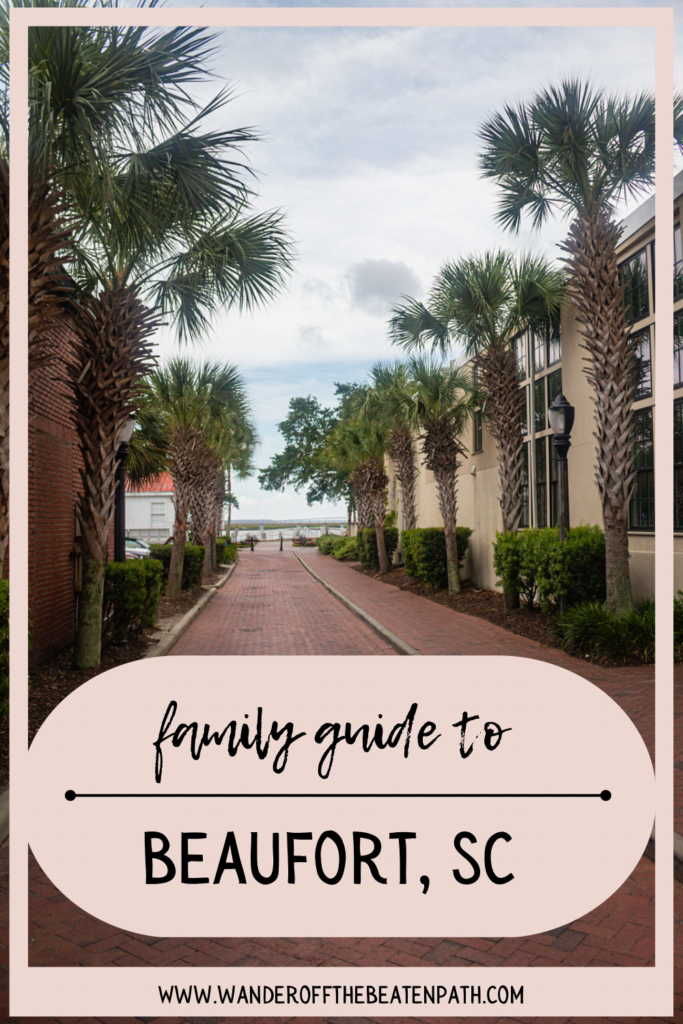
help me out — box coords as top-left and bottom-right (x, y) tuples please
(493, 525), (606, 612)
(554, 598), (655, 665)
(402, 527), (472, 589)
(357, 527), (399, 570)
(149, 543), (205, 590)
(103, 559), (164, 642)
(216, 538), (238, 565)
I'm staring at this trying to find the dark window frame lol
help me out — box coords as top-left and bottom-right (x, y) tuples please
(629, 406), (654, 532)
(631, 326), (652, 401)
(675, 310), (683, 389)
(473, 409), (483, 453)
(619, 246), (650, 324)
(535, 436), (547, 529)
(675, 398), (683, 532)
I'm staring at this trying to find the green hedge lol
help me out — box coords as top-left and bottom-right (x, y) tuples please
(103, 558), (163, 642)
(401, 527), (472, 589)
(554, 598), (654, 665)
(493, 525), (606, 612)
(316, 534), (337, 555)
(0, 580), (7, 720)
(149, 543), (205, 590)
(334, 537), (359, 561)
(357, 527), (399, 570)
(216, 538), (238, 566)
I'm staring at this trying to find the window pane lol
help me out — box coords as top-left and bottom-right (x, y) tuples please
(550, 437), (559, 527)
(629, 407), (654, 531)
(473, 410), (483, 452)
(676, 225), (683, 300)
(547, 369), (562, 407)
(516, 335), (527, 380)
(521, 386), (528, 436)
(675, 311), (683, 387)
(631, 327), (652, 400)
(620, 249), (649, 323)
(519, 444), (529, 528)
(534, 378), (546, 431)
(535, 436), (547, 528)
(533, 331), (545, 372)
(547, 329), (561, 366)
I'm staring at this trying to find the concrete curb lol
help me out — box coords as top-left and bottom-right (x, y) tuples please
(143, 562), (237, 659)
(294, 552), (422, 656)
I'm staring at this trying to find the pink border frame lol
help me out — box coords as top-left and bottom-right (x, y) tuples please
(8, 6), (674, 1017)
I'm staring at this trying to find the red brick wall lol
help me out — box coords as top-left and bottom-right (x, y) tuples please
(28, 326), (115, 664)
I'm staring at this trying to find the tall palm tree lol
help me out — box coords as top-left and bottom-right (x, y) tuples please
(363, 363), (419, 533)
(327, 415), (392, 572)
(390, 252), (565, 549)
(398, 358), (476, 594)
(222, 418), (259, 537)
(477, 79), (655, 611)
(26, 17), (293, 665)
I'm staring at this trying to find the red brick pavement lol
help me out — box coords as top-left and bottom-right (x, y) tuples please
(4, 542), (680, 1023)
(170, 544), (397, 657)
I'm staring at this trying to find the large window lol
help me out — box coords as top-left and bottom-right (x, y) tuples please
(473, 410), (483, 453)
(620, 249), (649, 323)
(675, 310), (683, 388)
(631, 327), (652, 401)
(516, 335), (527, 381)
(547, 328), (561, 366)
(521, 387), (528, 436)
(675, 399), (683, 531)
(519, 444), (529, 528)
(534, 377), (546, 431)
(535, 437), (547, 528)
(676, 224), (683, 300)
(547, 369), (562, 408)
(629, 407), (654, 531)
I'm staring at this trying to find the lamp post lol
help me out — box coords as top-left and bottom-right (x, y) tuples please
(548, 394), (575, 543)
(114, 413), (136, 562)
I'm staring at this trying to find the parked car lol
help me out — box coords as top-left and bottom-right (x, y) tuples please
(125, 538), (151, 560)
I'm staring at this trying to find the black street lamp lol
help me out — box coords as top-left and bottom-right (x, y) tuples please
(114, 413), (136, 562)
(548, 394), (575, 543)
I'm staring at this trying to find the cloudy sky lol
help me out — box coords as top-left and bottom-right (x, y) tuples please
(155, 0), (667, 521)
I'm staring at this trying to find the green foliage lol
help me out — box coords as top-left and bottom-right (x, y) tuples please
(554, 598), (655, 665)
(384, 509), (398, 529)
(316, 534), (339, 555)
(402, 527), (472, 589)
(103, 559), (163, 642)
(334, 537), (359, 561)
(216, 537), (239, 566)
(357, 527), (399, 570)
(0, 581), (7, 720)
(493, 526), (606, 611)
(258, 393), (351, 506)
(674, 591), (683, 661)
(149, 543), (205, 590)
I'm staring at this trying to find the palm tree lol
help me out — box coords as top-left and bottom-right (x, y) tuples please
(398, 358), (476, 594)
(141, 359), (250, 599)
(222, 418), (259, 537)
(477, 79), (655, 611)
(327, 415), (392, 573)
(26, 18), (293, 665)
(363, 363), (419, 533)
(390, 252), (565, 558)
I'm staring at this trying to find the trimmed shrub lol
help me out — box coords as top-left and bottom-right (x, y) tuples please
(493, 525), (605, 612)
(0, 580), (7, 720)
(554, 598), (655, 665)
(216, 537), (238, 566)
(333, 537), (359, 561)
(402, 527), (472, 589)
(357, 527), (399, 570)
(103, 561), (147, 642)
(140, 559), (164, 628)
(149, 543), (205, 590)
(223, 542), (238, 564)
(316, 534), (338, 555)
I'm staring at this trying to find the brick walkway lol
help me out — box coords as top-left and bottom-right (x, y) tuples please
(4, 542), (680, 1023)
(171, 544), (397, 656)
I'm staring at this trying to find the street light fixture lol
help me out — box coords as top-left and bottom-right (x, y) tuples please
(114, 413), (136, 562)
(548, 394), (575, 543)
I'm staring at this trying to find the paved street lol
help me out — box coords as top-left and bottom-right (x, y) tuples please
(5, 542), (680, 1024)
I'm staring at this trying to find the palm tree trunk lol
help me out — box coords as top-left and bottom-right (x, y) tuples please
(167, 498), (188, 600)
(433, 466), (461, 594)
(389, 427), (418, 531)
(560, 212), (636, 612)
(69, 286), (159, 667)
(477, 347), (524, 534)
(227, 465), (233, 535)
